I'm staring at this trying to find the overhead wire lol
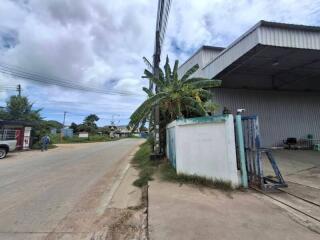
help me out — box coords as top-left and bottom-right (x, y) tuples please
(0, 62), (144, 97)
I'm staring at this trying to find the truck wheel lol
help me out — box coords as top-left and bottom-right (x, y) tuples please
(0, 148), (7, 159)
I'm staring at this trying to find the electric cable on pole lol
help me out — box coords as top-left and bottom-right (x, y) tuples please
(151, 0), (172, 158)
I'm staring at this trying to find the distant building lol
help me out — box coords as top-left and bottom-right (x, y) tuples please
(61, 128), (73, 138)
(0, 120), (34, 150)
(78, 132), (88, 138)
(117, 125), (131, 137)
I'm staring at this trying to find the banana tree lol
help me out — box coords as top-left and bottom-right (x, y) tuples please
(129, 57), (221, 131)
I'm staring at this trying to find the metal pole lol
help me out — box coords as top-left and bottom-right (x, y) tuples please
(61, 111), (67, 143)
(63, 111), (67, 127)
(17, 84), (21, 97)
(153, 30), (161, 155)
(235, 112), (248, 188)
(150, 0), (171, 158)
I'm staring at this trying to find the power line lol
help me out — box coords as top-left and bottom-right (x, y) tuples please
(37, 99), (135, 106)
(0, 62), (143, 97)
(43, 111), (129, 121)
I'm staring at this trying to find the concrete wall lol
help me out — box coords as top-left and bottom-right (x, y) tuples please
(213, 88), (320, 147)
(166, 115), (239, 186)
(23, 127), (31, 149)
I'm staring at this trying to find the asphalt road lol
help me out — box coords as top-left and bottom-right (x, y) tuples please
(0, 138), (143, 240)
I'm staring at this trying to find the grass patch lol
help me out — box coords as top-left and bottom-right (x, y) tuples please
(31, 142), (58, 150)
(160, 162), (233, 191)
(131, 142), (158, 188)
(49, 134), (119, 144)
(131, 142), (233, 191)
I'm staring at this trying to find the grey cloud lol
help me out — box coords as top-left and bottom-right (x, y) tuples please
(46, 0), (93, 26)
(0, 28), (19, 49)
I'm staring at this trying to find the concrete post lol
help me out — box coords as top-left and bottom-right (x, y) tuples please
(235, 114), (248, 188)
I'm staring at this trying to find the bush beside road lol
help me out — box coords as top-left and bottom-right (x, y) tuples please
(48, 134), (125, 144)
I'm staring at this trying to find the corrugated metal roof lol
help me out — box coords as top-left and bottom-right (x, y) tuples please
(0, 120), (35, 126)
(179, 20), (320, 79)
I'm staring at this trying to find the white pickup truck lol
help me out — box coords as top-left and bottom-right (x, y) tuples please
(0, 129), (17, 159)
(0, 140), (17, 159)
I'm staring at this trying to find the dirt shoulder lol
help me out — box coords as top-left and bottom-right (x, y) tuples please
(44, 141), (147, 240)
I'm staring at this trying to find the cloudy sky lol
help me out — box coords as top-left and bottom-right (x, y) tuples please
(0, 0), (319, 126)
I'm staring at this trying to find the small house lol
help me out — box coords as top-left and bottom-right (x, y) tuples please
(0, 120), (34, 150)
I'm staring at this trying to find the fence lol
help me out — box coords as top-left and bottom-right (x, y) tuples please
(0, 129), (17, 141)
(166, 115), (240, 187)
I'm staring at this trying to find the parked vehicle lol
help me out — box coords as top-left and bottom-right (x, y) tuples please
(0, 140), (17, 159)
(0, 129), (17, 159)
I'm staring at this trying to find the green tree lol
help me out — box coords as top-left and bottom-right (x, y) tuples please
(84, 114), (99, 125)
(129, 57), (221, 130)
(98, 126), (111, 135)
(69, 122), (78, 133)
(78, 114), (99, 134)
(129, 57), (221, 151)
(0, 95), (42, 121)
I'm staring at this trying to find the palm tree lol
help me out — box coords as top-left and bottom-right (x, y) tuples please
(129, 57), (221, 133)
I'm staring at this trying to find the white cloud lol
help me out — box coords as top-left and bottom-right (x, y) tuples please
(164, 0), (320, 62)
(0, 0), (319, 124)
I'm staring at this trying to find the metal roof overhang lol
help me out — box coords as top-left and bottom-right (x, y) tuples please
(215, 44), (320, 92)
(0, 120), (35, 127)
(202, 21), (320, 92)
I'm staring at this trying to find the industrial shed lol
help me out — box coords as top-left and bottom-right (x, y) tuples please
(178, 20), (320, 147)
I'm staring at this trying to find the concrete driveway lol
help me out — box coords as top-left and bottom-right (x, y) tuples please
(149, 150), (320, 240)
(263, 150), (320, 225)
(267, 150), (320, 189)
(0, 139), (143, 240)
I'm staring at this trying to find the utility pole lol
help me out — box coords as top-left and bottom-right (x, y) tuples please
(63, 111), (67, 127)
(16, 84), (21, 97)
(110, 114), (120, 138)
(151, 0), (171, 159)
(60, 111), (67, 143)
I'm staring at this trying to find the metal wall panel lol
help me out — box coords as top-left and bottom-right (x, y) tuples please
(213, 88), (320, 147)
(259, 26), (320, 50)
(178, 50), (204, 78)
(202, 49), (221, 67)
(178, 48), (223, 78)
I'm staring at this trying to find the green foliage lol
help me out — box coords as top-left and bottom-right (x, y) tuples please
(160, 162), (233, 191)
(31, 141), (57, 150)
(45, 120), (63, 129)
(49, 134), (112, 144)
(78, 114), (100, 134)
(98, 126), (112, 135)
(204, 101), (219, 116)
(131, 142), (158, 187)
(0, 95), (42, 121)
(32, 120), (63, 142)
(69, 122), (78, 133)
(84, 114), (99, 124)
(131, 142), (233, 191)
(129, 57), (221, 130)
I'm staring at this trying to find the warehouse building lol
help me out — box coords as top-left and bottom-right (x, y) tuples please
(178, 20), (320, 147)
